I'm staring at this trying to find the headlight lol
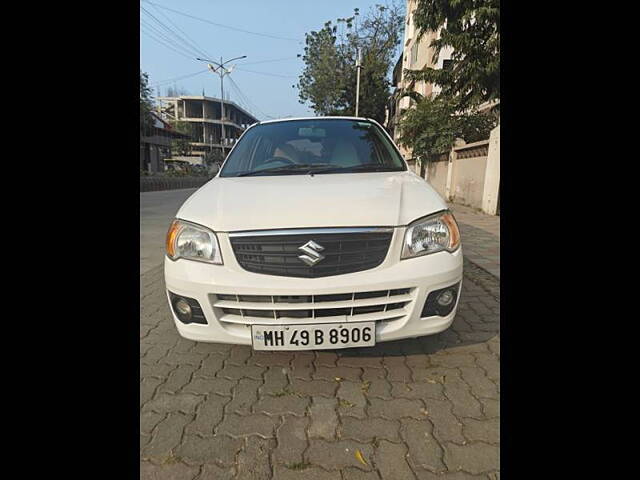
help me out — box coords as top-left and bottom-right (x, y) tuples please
(401, 210), (461, 259)
(166, 219), (223, 264)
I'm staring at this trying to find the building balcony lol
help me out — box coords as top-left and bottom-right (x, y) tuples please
(177, 117), (247, 131)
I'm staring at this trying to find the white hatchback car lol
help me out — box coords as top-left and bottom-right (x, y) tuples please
(164, 117), (462, 351)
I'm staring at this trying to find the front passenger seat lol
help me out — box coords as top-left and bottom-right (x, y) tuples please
(329, 141), (360, 168)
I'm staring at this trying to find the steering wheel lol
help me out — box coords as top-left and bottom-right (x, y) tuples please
(262, 156), (296, 166)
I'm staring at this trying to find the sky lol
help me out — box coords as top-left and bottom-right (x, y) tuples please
(140, 0), (402, 121)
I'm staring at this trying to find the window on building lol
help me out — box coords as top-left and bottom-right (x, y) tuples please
(411, 43), (419, 65)
(442, 59), (453, 71)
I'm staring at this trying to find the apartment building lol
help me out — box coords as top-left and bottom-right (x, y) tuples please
(158, 95), (259, 162)
(386, 0), (500, 215)
(387, 0), (453, 159)
(400, 0), (454, 100)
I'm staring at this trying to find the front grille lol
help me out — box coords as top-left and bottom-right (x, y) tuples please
(229, 229), (393, 278)
(211, 288), (414, 325)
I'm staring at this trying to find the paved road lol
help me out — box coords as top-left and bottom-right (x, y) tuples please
(140, 188), (198, 274)
(449, 204), (500, 279)
(140, 190), (500, 479)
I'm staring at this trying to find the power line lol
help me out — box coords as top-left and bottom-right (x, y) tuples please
(144, 1), (302, 42)
(226, 78), (260, 116)
(141, 27), (195, 60)
(227, 76), (276, 120)
(146, 1), (213, 60)
(141, 9), (199, 57)
(148, 69), (272, 119)
(226, 81), (254, 118)
(141, 6), (203, 58)
(235, 67), (298, 79)
(151, 69), (209, 88)
(141, 5), (201, 56)
(147, 2), (210, 57)
(239, 56), (301, 66)
(140, 20), (198, 59)
(225, 76), (251, 107)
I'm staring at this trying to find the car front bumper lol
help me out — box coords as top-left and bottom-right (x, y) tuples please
(163, 230), (463, 348)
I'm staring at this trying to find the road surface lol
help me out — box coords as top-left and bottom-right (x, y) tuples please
(140, 188), (198, 274)
(139, 188), (500, 479)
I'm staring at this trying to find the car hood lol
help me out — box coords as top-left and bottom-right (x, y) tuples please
(177, 171), (448, 231)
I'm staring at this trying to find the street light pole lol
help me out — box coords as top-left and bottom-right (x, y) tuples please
(355, 48), (362, 117)
(198, 55), (246, 158)
(219, 57), (226, 156)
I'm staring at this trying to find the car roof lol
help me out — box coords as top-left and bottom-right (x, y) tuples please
(255, 116), (376, 126)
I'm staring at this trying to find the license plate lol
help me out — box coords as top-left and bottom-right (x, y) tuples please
(251, 322), (375, 351)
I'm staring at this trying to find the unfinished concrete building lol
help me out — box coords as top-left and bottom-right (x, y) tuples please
(140, 111), (191, 173)
(158, 95), (258, 162)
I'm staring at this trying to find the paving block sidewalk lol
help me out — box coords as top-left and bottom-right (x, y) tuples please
(449, 204), (500, 279)
(140, 258), (500, 479)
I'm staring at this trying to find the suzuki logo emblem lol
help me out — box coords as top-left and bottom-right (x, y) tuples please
(298, 240), (325, 266)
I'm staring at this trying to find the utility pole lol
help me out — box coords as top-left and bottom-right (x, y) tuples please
(218, 57), (226, 156)
(355, 48), (362, 117)
(197, 55), (246, 158)
(354, 7), (361, 117)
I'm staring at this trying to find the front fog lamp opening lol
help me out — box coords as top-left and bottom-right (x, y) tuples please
(422, 283), (461, 317)
(174, 298), (192, 320)
(437, 289), (455, 307)
(168, 292), (207, 325)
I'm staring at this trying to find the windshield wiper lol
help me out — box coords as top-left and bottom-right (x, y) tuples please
(235, 163), (332, 177)
(235, 163), (402, 177)
(309, 164), (404, 174)
(235, 165), (312, 177)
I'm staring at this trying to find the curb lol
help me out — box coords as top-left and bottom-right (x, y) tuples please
(140, 176), (209, 192)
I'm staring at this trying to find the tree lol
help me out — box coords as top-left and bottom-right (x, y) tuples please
(140, 70), (154, 135)
(397, 94), (496, 176)
(169, 120), (194, 157)
(296, 3), (404, 123)
(297, 21), (346, 115)
(203, 148), (224, 167)
(405, 0), (499, 110)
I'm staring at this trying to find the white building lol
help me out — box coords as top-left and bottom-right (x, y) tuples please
(158, 95), (258, 161)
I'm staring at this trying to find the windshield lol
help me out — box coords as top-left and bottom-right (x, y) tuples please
(219, 119), (406, 177)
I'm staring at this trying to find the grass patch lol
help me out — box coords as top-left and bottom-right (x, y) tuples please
(272, 388), (303, 398)
(285, 462), (311, 470)
(162, 455), (181, 465)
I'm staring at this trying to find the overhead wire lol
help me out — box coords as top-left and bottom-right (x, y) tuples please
(140, 19), (199, 59)
(141, 6), (202, 59)
(151, 69), (210, 88)
(144, 0), (302, 42)
(146, 1), (213, 60)
(226, 78), (259, 117)
(141, 1), (302, 118)
(234, 67), (298, 78)
(227, 76), (276, 120)
(238, 56), (301, 66)
(141, 27), (195, 60)
(226, 83), (254, 118)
